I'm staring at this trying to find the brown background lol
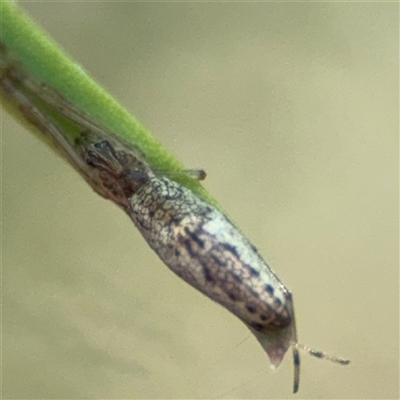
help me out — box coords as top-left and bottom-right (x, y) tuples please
(2, 2), (398, 399)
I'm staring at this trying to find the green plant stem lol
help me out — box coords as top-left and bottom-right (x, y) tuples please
(0, 0), (219, 208)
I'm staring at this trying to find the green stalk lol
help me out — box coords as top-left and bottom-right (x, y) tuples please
(0, 0), (219, 208)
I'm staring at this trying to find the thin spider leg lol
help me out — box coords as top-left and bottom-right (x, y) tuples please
(0, 73), (107, 197)
(294, 342), (350, 365)
(156, 168), (207, 181)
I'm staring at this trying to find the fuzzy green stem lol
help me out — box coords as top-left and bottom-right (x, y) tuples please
(0, 0), (219, 208)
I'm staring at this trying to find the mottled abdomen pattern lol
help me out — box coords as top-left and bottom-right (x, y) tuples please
(79, 139), (298, 373)
(129, 175), (293, 333)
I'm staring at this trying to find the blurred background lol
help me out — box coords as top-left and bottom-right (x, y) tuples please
(2, 3), (398, 399)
